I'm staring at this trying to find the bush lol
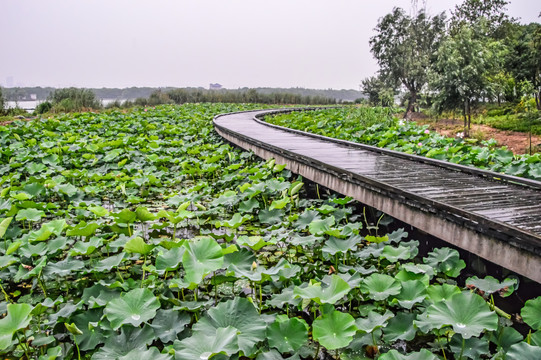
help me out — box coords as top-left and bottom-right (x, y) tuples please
(35, 101), (53, 114)
(48, 88), (102, 112)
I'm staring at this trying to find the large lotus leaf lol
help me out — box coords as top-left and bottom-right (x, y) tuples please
(256, 349), (296, 360)
(426, 284), (461, 303)
(308, 216), (335, 236)
(93, 252), (125, 272)
(72, 309), (111, 351)
(175, 326), (239, 360)
(378, 349), (437, 360)
(182, 237), (224, 285)
(28, 219), (66, 242)
(150, 309), (190, 343)
(294, 275), (351, 304)
(312, 309), (357, 350)
(91, 325), (154, 360)
(258, 208), (284, 225)
(192, 297), (266, 356)
(238, 198), (260, 213)
(43, 257), (85, 277)
(267, 286), (302, 308)
(383, 312), (417, 342)
(465, 276), (518, 297)
(56, 183), (78, 197)
(322, 236), (360, 255)
(393, 280), (427, 309)
(293, 210), (321, 230)
(236, 235), (269, 251)
(135, 206), (156, 222)
(355, 310), (393, 333)
(104, 288), (160, 330)
(423, 247), (465, 278)
(0, 303), (33, 349)
(0, 217), (12, 238)
(401, 263), (434, 277)
(66, 221), (99, 237)
(267, 315), (308, 353)
(70, 236), (103, 256)
(415, 291), (498, 338)
(289, 234), (319, 247)
(360, 273), (402, 301)
(88, 205), (109, 217)
(124, 236), (154, 255)
(506, 342), (541, 360)
(155, 246), (185, 273)
(380, 244), (415, 262)
(119, 347), (172, 360)
(449, 334), (489, 359)
(489, 326), (523, 351)
(521, 296), (541, 330)
(0, 255), (17, 269)
(16, 208), (45, 222)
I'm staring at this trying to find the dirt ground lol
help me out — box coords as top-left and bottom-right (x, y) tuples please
(412, 113), (541, 155)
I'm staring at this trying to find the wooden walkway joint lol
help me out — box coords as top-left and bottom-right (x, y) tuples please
(214, 108), (541, 283)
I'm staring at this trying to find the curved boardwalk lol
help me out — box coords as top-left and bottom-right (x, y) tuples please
(214, 108), (541, 283)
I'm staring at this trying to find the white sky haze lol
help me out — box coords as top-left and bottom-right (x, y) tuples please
(1, 0), (539, 90)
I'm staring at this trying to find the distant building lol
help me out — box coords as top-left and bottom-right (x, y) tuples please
(209, 83), (223, 90)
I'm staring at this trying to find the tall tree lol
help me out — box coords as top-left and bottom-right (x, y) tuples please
(451, 0), (512, 37)
(360, 76), (395, 107)
(431, 21), (503, 136)
(369, 8), (446, 118)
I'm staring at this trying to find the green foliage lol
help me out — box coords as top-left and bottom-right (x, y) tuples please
(47, 87), (102, 112)
(266, 107), (541, 179)
(0, 105), (538, 359)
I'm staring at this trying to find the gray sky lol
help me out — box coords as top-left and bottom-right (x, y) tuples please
(1, 0), (539, 90)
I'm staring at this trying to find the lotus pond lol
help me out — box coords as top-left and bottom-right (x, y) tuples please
(265, 107), (541, 181)
(0, 104), (540, 359)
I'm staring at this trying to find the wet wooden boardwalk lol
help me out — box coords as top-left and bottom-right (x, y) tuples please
(214, 108), (541, 283)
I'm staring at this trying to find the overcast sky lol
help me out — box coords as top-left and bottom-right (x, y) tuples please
(1, 0), (539, 90)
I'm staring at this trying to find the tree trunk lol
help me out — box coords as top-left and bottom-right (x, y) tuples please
(535, 90), (541, 110)
(463, 98), (470, 138)
(403, 91), (417, 119)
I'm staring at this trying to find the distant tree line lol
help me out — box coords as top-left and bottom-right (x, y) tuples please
(363, 0), (541, 134)
(2, 86), (364, 103)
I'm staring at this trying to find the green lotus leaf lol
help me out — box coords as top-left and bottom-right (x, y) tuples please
(258, 208), (284, 225)
(489, 326), (523, 351)
(103, 148), (123, 162)
(426, 284), (461, 303)
(466, 276), (518, 297)
(506, 342), (541, 360)
(269, 197), (289, 210)
(29, 219), (67, 242)
(70, 236), (103, 256)
(218, 213), (251, 229)
(72, 309), (110, 351)
(65, 322), (83, 336)
(150, 309), (190, 343)
(0, 217), (13, 239)
(135, 206), (156, 222)
(113, 209), (137, 224)
(104, 288), (160, 330)
(378, 349), (437, 360)
(91, 325), (154, 360)
(416, 291), (498, 338)
(312, 309), (357, 350)
(119, 347), (172, 360)
(294, 275), (351, 304)
(56, 183), (78, 197)
(0, 255), (17, 269)
(267, 314), (308, 353)
(364, 235), (389, 243)
(124, 236), (154, 255)
(522, 296), (541, 330)
(174, 326), (239, 360)
(383, 312), (417, 342)
(88, 205), (109, 217)
(322, 236), (361, 255)
(192, 297), (266, 356)
(66, 221), (100, 237)
(360, 273), (402, 301)
(289, 234), (319, 246)
(308, 216), (335, 236)
(355, 310), (393, 333)
(44, 257), (85, 277)
(393, 280), (427, 309)
(93, 252), (125, 272)
(238, 198), (260, 213)
(294, 210), (321, 230)
(267, 286), (302, 308)
(531, 331), (541, 347)
(256, 349), (291, 360)
(155, 246), (185, 273)
(182, 237), (224, 285)
(423, 247), (465, 278)
(0, 303), (33, 350)
(16, 208), (45, 222)
(449, 334), (489, 360)
(236, 235), (269, 251)
(381, 244), (415, 262)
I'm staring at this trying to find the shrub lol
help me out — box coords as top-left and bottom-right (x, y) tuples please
(35, 101), (53, 114)
(48, 88), (102, 112)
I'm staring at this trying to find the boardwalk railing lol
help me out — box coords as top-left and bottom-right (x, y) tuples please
(214, 108), (541, 283)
